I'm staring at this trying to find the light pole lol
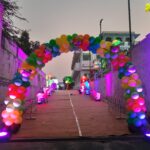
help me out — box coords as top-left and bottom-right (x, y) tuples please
(128, 0), (132, 50)
(99, 19), (103, 38)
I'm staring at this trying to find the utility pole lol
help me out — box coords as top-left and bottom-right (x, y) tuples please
(128, 0), (132, 57)
(99, 19), (103, 39)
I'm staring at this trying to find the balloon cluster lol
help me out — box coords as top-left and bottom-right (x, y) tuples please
(45, 34), (101, 55)
(0, 34), (148, 139)
(1, 45), (51, 133)
(79, 75), (90, 95)
(110, 41), (147, 131)
(91, 90), (101, 101)
(145, 3), (150, 12)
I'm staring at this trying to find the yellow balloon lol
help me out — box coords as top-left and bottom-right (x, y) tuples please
(145, 3), (150, 12)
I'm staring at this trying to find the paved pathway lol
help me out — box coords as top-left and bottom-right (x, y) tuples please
(12, 90), (130, 140)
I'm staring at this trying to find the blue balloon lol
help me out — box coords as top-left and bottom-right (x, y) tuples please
(89, 37), (95, 44)
(52, 46), (59, 53)
(124, 71), (131, 76)
(119, 67), (125, 74)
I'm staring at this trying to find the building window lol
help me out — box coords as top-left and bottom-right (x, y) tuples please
(82, 53), (91, 61)
(116, 37), (122, 41)
(105, 37), (112, 42)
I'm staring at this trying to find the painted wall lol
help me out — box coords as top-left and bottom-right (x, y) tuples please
(132, 33), (150, 113)
(0, 37), (46, 103)
(90, 71), (125, 113)
(0, 3), (3, 48)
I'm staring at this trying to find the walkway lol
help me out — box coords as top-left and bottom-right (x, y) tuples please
(12, 90), (130, 140)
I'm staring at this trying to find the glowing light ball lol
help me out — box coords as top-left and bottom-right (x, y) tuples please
(3, 118), (13, 126)
(0, 130), (10, 141)
(125, 89), (131, 94)
(128, 65), (136, 74)
(20, 70), (31, 77)
(111, 46), (119, 53)
(1, 110), (9, 119)
(128, 80), (137, 87)
(13, 99), (21, 108)
(145, 133), (150, 137)
(138, 113), (146, 120)
(133, 118), (142, 127)
(4, 98), (11, 105)
(96, 92), (101, 100)
(131, 92), (139, 100)
(0, 131), (8, 137)
(6, 104), (15, 113)
(131, 73), (139, 80)
(9, 94), (16, 100)
(14, 79), (23, 86)
(132, 104), (141, 113)
(22, 77), (29, 82)
(137, 97), (145, 106)
(136, 86), (143, 93)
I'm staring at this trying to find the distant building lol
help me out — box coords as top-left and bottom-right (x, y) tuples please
(71, 31), (140, 88)
(101, 31), (140, 51)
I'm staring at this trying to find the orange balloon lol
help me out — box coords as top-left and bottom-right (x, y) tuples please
(14, 116), (23, 124)
(96, 48), (104, 57)
(128, 79), (137, 87)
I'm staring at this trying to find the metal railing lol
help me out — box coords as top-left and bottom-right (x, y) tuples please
(23, 98), (37, 120)
(106, 94), (127, 119)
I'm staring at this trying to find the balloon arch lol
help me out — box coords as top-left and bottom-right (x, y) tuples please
(0, 34), (149, 139)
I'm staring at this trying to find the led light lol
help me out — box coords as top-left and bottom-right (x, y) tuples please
(0, 131), (8, 137)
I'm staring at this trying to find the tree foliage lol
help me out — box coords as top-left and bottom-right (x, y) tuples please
(18, 30), (40, 55)
(1, 0), (26, 40)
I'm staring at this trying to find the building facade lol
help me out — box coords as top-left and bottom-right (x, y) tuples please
(71, 31), (140, 88)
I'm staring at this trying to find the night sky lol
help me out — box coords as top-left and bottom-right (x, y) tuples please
(14, 0), (150, 81)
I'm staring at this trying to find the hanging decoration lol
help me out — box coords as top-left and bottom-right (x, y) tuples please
(145, 3), (150, 12)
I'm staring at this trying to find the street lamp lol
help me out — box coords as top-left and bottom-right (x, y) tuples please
(99, 19), (103, 37)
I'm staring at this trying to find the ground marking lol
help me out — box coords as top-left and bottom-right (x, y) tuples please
(68, 91), (82, 136)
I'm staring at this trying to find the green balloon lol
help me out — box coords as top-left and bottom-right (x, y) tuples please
(118, 73), (124, 79)
(127, 118), (134, 125)
(26, 57), (37, 67)
(49, 39), (56, 46)
(72, 33), (78, 38)
(67, 35), (73, 42)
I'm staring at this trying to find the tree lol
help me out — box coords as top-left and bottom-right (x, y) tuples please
(30, 40), (40, 51)
(1, 0), (26, 40)
(18, 30), (31, 55)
